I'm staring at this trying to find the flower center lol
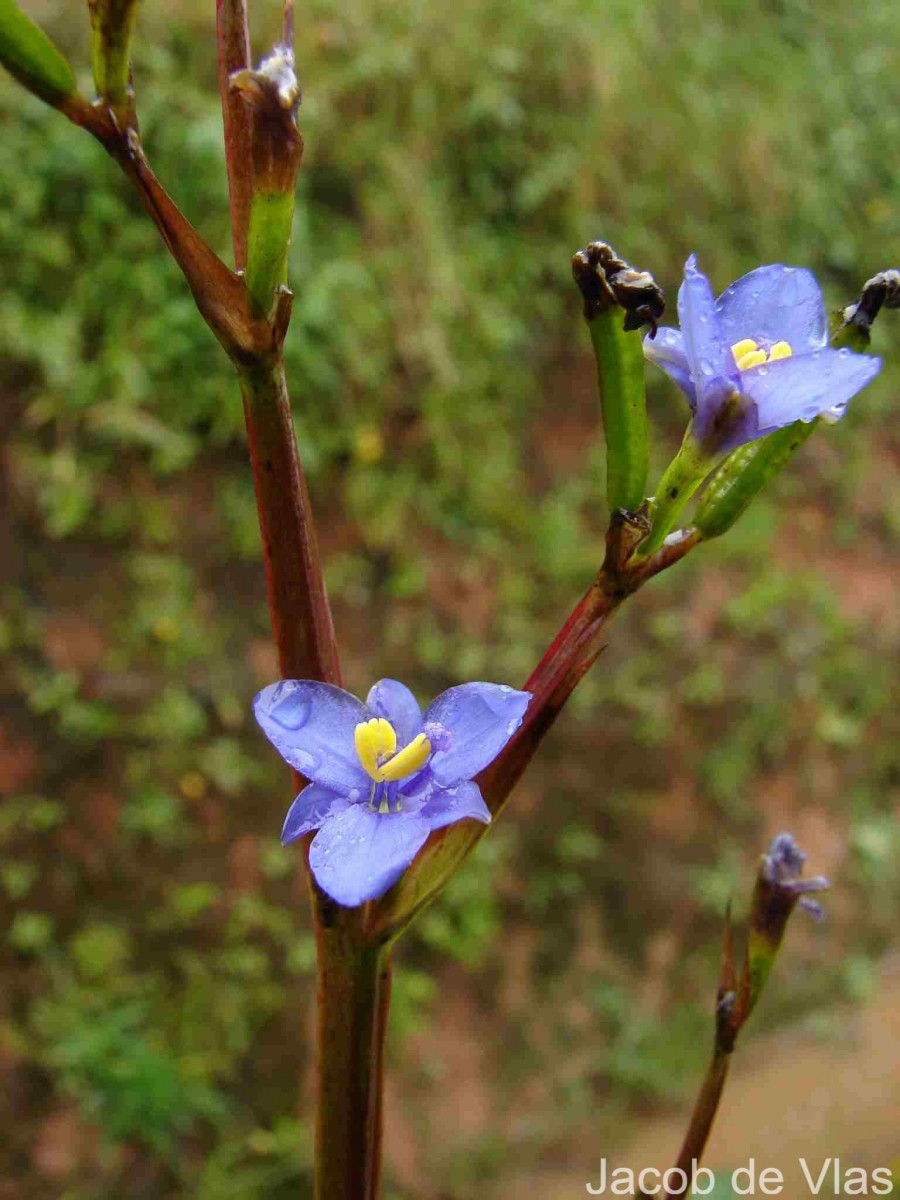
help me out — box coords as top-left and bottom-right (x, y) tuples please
(354, 717), (432, 784)
(731, 338), (792, 371)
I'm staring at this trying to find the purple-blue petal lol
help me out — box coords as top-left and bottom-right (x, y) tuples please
(423, 682), (531, 787)
(253, 680), (369, 792)
(309, 805), (431, 906)
(366, 678), (422, 747)
(642, 327), (697, 408)
(677, 255), (736, 398)
(281, 782), (351, 845)
(740, 348), (882, 436)
(420, 781), (491, 832)
(716, 264), (827, 354)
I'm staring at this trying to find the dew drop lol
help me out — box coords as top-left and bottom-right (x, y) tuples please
(270, 694), (311, 732)
(838, 347), (849, 359)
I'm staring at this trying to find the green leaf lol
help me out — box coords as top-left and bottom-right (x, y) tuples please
(0, 0), (77, 107)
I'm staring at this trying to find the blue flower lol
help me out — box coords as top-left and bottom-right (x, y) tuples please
(644, 256), (882, 454)
(759, 831), (830, 922)
(254, 677), (531, 906)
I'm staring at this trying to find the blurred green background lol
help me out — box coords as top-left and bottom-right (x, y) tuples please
(2, 0), (900, 1196)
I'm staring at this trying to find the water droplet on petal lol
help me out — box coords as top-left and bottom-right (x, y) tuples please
(698, 358), (714, 376)
(757, 365), (768, 376)
(838, 348), (849, 359)
(269, 691), (311, 732)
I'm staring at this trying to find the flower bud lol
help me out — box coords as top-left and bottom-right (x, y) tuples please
(746, 832), (829, 1016)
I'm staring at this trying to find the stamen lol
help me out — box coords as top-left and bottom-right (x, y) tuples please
(731, 338), (758, 361)
(731, 337), (794, 372)
(735, 348), (767, 371)
(354, 717), (397, 781)
(378, 732), (432, 782)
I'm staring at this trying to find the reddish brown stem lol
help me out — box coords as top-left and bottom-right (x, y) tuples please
(216, 0), (253, 270)
(239, 357), (340, 684)
(659, 1051), (731, 1200)
(314, 920), (390, 1200)
(376, 523), (700, 935)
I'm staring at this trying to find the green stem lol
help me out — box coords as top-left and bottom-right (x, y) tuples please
(315, 922), (392, 1200)
(642, 428), (712, 555)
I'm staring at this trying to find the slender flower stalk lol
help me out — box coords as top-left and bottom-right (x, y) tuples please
(375, 513), (699, 937)
(239, 358), (339, 683)
(658, 834), (828, 1199)
(216, 0), (253, 270)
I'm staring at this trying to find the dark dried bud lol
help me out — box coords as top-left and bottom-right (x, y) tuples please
(572, 241), (665, 333)
(838, 269), (900, 345)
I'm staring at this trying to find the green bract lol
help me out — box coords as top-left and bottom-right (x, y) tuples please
(694, 420), (817, 540)
(88, 0), (140, 108)
(588, 310), (649, 513)
(0, 0), (77, 107)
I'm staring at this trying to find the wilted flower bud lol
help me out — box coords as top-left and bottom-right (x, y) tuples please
(230, 45), (303, 318)
(746, 832), (829, 1016)
(835, 269), (900, 350)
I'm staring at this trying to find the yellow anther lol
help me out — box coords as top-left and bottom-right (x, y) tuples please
(735, 348), (767, 371)
(731, 338), (759, 362)
(731, 337), (793, 372)
(354, 718), (397, 781)
(378, 732), (432, 782)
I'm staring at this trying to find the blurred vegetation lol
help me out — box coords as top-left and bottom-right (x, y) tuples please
(1, 0), (899, 1195)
